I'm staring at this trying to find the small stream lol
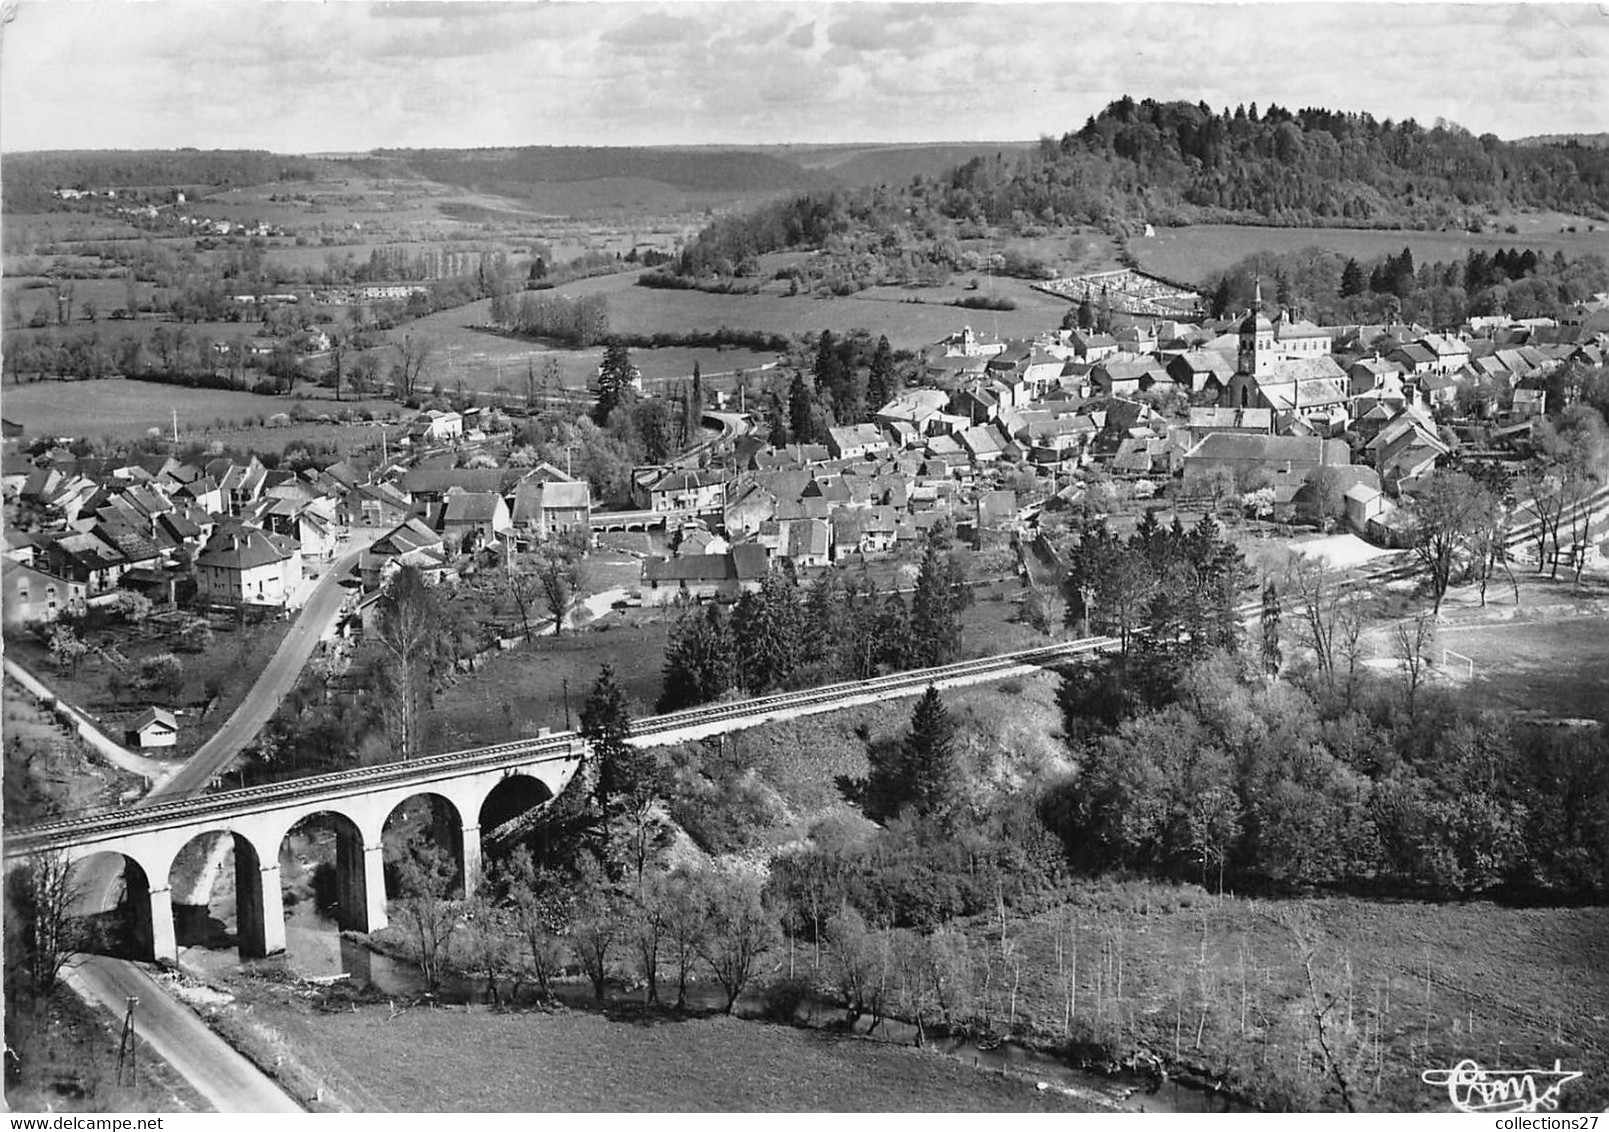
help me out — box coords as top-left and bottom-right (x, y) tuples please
(178, 906), (1251, 1114)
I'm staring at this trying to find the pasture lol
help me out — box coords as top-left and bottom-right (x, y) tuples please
(0, 377), (385, 441)
(233, 996), (1092, 1113)
(553, 267), (1073, 352)
(1133, 217), (1609, 285)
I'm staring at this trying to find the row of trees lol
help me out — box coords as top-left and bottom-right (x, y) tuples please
(1204, 244), (1609, 329)
(657, 535), (971, 712)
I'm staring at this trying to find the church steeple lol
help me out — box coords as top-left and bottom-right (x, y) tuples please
(1238, 277), (1272, 376)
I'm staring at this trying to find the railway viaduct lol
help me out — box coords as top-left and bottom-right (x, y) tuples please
(3, 636), (1118, 965)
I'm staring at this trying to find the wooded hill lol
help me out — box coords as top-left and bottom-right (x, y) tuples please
(670, 98), (1609, 279)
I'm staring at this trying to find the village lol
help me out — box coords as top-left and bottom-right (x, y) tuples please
(4, 269), (1608, 765)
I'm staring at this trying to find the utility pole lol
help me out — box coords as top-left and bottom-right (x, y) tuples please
(562, 677), (571, 731)
(116, 996), (138, 1087)
(171, 408), (178, 445)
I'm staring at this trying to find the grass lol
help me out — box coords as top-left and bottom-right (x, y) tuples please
(1132, 218), (1609, 286)
(2, 681), (146, 822)
(975, 886), (1609, 1113)
(426, 616), (673, 753)
(217, 993), (1094, 1112)
(3, 989), (208, 1113)
(3, 377), (324, 440)
(1414, 588), (1609, 721)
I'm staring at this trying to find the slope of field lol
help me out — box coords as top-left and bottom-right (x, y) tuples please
(0, 378), (322, 439)
(231, 997), (1093, 1113)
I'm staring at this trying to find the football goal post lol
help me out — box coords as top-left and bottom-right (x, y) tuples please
(1442, 648), (1474, 680)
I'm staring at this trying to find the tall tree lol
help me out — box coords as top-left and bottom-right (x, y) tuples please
(593, 339), (636, 426)
(697, 868), (778, 1014)
(659, 602), (737, 711)
(788, 368), (817, 444)
(909, 533), (966, 667)
(866, 334), (896, 412)
(4, 851), (88, 1000)
(392, 333), (434, 401)
(374, 565), (447, 760)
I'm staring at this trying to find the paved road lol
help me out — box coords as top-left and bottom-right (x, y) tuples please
(143, 540), (369, 803)
(2, 657), (173, 784)
(62, 954), (303, 1113)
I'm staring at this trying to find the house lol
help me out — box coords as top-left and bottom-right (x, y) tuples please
(344, 481), (413, 528)
(510, 479), (592, 545)
(1221, 356), (1351, 419)
(408, 409), (463, 445)
(1, 561), (87, 627)
(1418, 334), (1471, 374)
(126, 707), (178, 749)
(1186, 408), (1273, 444)
(440, 489), (513, 548)
(1387, 342), (1438, 376)
(1181, 433), (1350, 485)
(763, 518), (832, 569)
(724, 480), (778, 538)
(1166, 351), (1236, 394)
(1419, 371), (1461, 408)
(195, 527), (303, 607)
(639, 468), (728, 515)
(826, 424), (890, 462)
(641, 544), (768, 606)
(1347, 358), (1406, 400)
(43, 531), (128, 595)
(1068, 331), (1120, 363)
(1343, 483), (1386, 532)
(874, 389), (950, 437)
(1510, 388), (1547, 419)
(362, 517), (448, 588)
(1090, 358), (1167, 398)
(958, 424), (1007, 463)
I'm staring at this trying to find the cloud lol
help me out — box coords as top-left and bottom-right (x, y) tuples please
(786, 20), (815, 49)
(601, 10), (703, 50)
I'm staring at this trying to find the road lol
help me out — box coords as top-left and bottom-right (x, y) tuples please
(61, 954), (303, 1113)
(142, 538), (370, 803)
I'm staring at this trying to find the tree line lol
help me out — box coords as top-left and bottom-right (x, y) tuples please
(658, 533), (971, 712)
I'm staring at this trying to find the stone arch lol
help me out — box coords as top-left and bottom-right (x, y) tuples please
(277, 809), (384, 936)
(477, 773), (556, 856)
(66, 850), (161, 962)
(164, 828), (279, 960)
(381, 792), (473, 901)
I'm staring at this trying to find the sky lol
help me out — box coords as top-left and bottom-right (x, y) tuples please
(0, 1), (1604, 153)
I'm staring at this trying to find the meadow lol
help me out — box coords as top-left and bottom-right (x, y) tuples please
(228, 995), (1092, 1113)
(1132, 217), (1609, 286)
(0, 377), (398, 443)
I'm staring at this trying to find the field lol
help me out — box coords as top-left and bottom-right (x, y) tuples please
(1419, 576), (1609, 721)
(0, 377), (402, 444)
(1133, 218), (1609, 286)
(219, 994), (1092, 1113)
(552, 266), (1074, 352)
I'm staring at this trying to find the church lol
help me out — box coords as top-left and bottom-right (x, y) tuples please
(1220, 281), (1350, 424)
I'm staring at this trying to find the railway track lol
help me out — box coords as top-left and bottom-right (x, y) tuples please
(4, 635), (1118, 853)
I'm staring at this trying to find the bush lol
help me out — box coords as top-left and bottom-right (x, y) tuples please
(759, 976), (816, 1023)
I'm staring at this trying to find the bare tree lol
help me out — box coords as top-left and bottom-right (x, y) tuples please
(5, 850), (90, 998)
(394, 838), (463, 995)
(1408, 470), (1486, 615)
(1393, 613), (1437, 720)
(569, 867), (624, 1004)
(698, 868), (778, 1014)
(533, 537), (586, 636)
(374, 565), (446, 760)
(392, 333), (435, 401)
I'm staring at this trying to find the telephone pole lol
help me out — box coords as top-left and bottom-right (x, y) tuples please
(115, 996), (138, 1087)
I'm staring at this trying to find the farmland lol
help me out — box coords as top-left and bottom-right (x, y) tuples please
(220, 991), (1092, 1113)
(1132, 218), (1609, 287)
(0, 377), (397, 443)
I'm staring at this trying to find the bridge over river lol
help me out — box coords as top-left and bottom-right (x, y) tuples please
(4, 636), (1117, 964)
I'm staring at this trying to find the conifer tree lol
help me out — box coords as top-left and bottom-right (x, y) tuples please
(788, 369), (816, 444)
(866, 334), (896, 412)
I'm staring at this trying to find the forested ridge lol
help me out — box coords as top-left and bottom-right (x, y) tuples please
(672, 97), (1609, 280)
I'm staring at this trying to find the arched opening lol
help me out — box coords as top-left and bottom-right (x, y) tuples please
(66, 852), (156, 961)
(382, 793), (466, 901)
(278, 810), (376, 972)
(476, 778), (553, 842)
(478, 774), (556, 861)
(167, 830), (238, 956)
